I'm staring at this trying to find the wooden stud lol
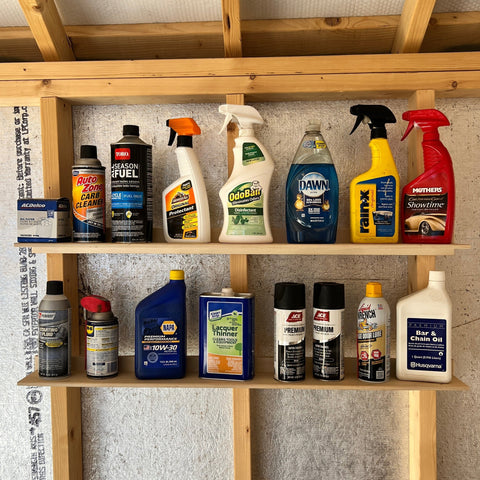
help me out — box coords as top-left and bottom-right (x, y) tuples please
(222, 0), (242, 57)
(392, 0), (436, 53)
(409, 391), (437, 480)
(233, 389), (252, 479)
(18, 0), (75, 61)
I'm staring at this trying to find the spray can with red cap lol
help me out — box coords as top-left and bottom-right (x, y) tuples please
(401, 109), (455, 243)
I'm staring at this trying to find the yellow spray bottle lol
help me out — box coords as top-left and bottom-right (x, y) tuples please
(349, 105), (400, 243)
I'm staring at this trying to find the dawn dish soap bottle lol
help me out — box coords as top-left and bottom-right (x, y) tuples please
(218, 104), (274, 243)
(163, 118), (211, 243)
(286, 121), (339, 243)
(349, 105), (400, 243)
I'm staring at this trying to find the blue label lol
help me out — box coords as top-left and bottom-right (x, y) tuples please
(141, 317), (180, 369)
(111, 191), (144, 209)
(407, 318), (446, 372)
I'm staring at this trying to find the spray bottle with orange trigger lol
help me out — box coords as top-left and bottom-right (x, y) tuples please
(163, 118), (211, 243)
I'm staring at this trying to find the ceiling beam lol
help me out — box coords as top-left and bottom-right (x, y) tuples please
(222, 0), (242, 57)
(392, 0), (436, 53)
(18, 0), (75, 61)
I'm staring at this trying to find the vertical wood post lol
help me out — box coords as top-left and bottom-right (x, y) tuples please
(40, 96), (83, 480)
(407, 90), (437, 480)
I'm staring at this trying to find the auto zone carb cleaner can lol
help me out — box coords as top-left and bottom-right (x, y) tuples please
(357, 282), (390, 382)
(72, 145), (106, 242)
(274, 282), (306, 381)
(111, 125), (152, 242)
(313, 282), (345, 381)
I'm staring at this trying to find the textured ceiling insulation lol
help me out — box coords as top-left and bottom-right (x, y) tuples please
(1, 0), (480, 27)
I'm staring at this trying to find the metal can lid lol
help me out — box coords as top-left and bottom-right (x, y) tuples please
(274, 282), (305, 310)
(313, 282), (344, 309)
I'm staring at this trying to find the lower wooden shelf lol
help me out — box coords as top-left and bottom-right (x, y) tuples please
(18, 356), (469, 391)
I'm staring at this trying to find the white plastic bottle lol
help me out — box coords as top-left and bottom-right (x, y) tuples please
(218, 104), (274, 243)
(162, 118), (210, 243)
(396, 271), (452, 383)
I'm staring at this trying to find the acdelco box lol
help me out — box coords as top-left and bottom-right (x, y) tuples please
(17, 198), (71, 242)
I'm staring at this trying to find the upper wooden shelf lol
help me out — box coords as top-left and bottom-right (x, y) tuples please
(18, 356), (469, 391)
(1, 52), (480, 106)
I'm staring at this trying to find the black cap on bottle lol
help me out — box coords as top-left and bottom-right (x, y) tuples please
(80, 145), (97, 159)
(46, 280), (64, 295)
(313, 282), (344, 309)
(274, 282), (305, 310)
(123, 124), (139, 136)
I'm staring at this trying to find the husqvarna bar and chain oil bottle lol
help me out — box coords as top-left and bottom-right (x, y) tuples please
(135, 270), (186, 379)
(72, 145), (106, 242)
(286, 121), (339, 243)
(357, 282), (390, 382)
(38, 281), (71, 378)
(400, 109), (455, 244)
(274, 282), (306, 381)
(349, 105), (400, 243)
(111, 125), (152, 242)
(313, 282), (345, 381)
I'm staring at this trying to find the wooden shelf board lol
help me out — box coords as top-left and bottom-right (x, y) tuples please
(18, 356), (469, 391)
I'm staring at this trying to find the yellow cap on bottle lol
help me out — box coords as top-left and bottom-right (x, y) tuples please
(366, 282), (382, 297)
(170, 270), (184, 280)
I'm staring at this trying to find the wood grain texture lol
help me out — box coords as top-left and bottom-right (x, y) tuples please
(222, 0), (242, 57)
(233, 389), (251, 480)
(18, 0), (75, 61)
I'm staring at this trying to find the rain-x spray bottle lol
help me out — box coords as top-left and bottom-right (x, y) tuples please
(218, 104), (274, 243)
(163, 118), (210, 243)
(349, 105), (400, 243)
(400, 109), (455, 244)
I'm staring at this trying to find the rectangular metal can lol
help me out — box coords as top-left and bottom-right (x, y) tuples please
(199, 290), (254, 380)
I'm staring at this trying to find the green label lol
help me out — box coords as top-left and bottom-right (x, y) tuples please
(207, 303), (243, 356)
(226, 181), (266, 235)
(242, 143), (265, 166)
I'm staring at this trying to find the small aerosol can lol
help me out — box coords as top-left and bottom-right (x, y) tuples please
(357, 282), (390, 382)
(72, 145), (106, 242)
(81, 295), (119, 378)
(274, 282), (306, 381)
(313, 282), (345, 381)
(38, 281), (71, 378)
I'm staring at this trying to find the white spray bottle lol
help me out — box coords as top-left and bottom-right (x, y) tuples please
(162, 118), (210, 242)
(218, 104), (274, 243)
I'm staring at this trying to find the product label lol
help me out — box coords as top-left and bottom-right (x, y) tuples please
(242, 143), (265, 166)
(354, 176), (396, 238)
(72, 168), (105, 241)
(226, 181), (266, 236)
(111, 143), (152, 242)
(206, 301), (243, 376)
(357, 300), (390, 382)
(403, 192), (447, 237)
(274, 308), (305, 381)
(38, 309), (71, 377)
(86, 323), (118, 377)
(406, 318), (447, 372)
(302, 139), (326, 149)
(313, 308), (344, 380)
(140, 317), (181, 369)
(165, 180), (198, 240)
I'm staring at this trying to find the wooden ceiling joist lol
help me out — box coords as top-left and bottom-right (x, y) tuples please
(18, 0), (75, 61)
(222, 0), (242, 57)
(392, 0), (436, 53)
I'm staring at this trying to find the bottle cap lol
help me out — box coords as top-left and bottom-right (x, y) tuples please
(306, 120), (321, 131)
(170, 270), (184, 280)
(46, 280), (63, 295)
(80, 145), (97, 159)
(80, 295), (111, 313)
(123, 124), (139, 136)
(221, 287), (235, 296)
(313, 282), (344, 309)
(365, 282), (382, 298)
(274, 282), (305, 310)
(429, 271), (445, 282)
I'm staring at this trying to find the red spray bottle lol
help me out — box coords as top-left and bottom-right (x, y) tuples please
(401, 109), (455, 243)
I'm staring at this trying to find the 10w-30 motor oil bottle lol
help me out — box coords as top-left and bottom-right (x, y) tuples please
(286, 121), (339, 243)
(400, 109), (455, 243)
(111, 125), (152, 242)
(349, 105), (400, 243)
(135, 270), (186, 379)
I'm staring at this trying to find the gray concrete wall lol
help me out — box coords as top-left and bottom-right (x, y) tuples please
(1, 98), (478, 479)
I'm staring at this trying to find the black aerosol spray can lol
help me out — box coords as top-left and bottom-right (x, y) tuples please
(313, 282), (345, 380)
(274, 282), (306, 381)
(111, 125), (152, 242)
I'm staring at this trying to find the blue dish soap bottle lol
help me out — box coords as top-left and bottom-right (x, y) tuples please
(286, 121), (339, 243)
(135, 270), (186, 379)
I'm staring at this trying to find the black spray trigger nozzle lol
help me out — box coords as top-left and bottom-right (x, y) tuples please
(349, 105), (396, 139)
(350, 115), (365, 135)
(166, 120), (177, 146)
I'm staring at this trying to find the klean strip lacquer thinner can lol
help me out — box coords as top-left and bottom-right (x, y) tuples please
(199, 288), (254, 380)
